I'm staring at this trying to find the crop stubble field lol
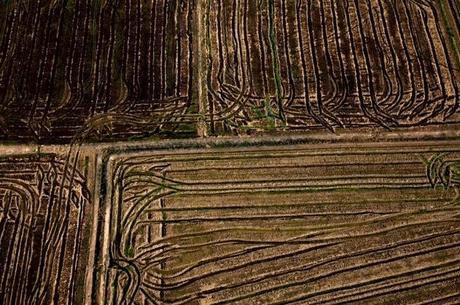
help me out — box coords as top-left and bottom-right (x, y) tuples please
(0, 152), (93, 305)
(0, 134), (460, 305)
(94, 137), (460, 304)
(204, 0), (460, 133)
(0, 0), (460, 304)
(0, 0), (459, 140)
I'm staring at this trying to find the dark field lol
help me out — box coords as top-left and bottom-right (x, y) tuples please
(0, 0), (459, 141)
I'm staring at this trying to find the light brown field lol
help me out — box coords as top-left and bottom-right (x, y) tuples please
(92, 132), (460, 305)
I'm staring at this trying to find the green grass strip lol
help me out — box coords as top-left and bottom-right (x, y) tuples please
(440, 0), (460, 69)
(267, 0), (285, 121)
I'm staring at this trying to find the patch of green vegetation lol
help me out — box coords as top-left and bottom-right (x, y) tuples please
(34, 146), (41, 155)
(247, 98), (287, 132)
(124, 244), (134, 257)
(267, 0), (285, 122)
(65, 0), (76, 12)
(73, 276), (87, 304)
(83, 156), (89, 174)
(439, 0), (460, 69)
(259, 99), (277, 130)
(177, 123), (197, 133)
(416, 208), (429, 214)
(423, 152), (460, 204)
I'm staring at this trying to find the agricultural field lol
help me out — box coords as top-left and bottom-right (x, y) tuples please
(0, 152), (92, 305)
(0, 1), (460, 305)
(0, 130), (460, 305)
(204, 0), (460, 134)
(0, 131), (460, 304)
(0, 0), (198, 142)
(0, 0), (459, 141)
(95, 135), (460, 304)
